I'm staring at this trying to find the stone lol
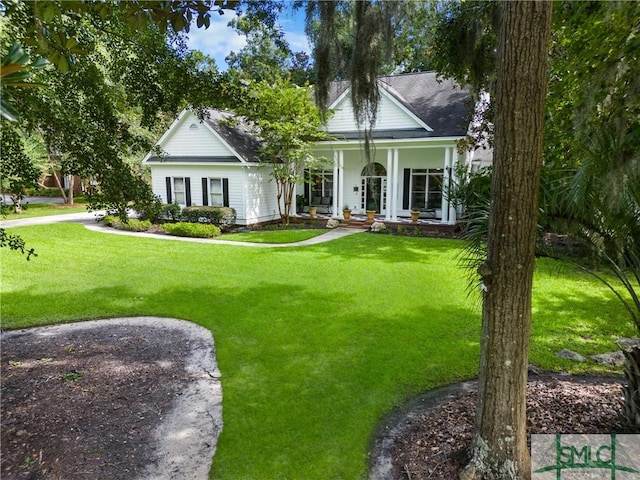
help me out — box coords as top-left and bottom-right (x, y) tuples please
(590, 351), (625, 367)
(556, 349), (585, 362)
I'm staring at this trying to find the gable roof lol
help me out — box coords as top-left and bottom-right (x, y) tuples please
(201, 109), (262, 163)
(143, 108), (262, 164)
(327, 71), (473, 138)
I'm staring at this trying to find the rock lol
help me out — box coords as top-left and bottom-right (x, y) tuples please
(590, 351), (625, 367)
(617, 337), (640, 350)
(556, 349), (585, 362)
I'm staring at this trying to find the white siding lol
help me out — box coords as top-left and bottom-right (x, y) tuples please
(162, 111), (234, 157)
(243, 167), (280, 224)
(327, 91), (424, 132)
(150, 164), (248, 222)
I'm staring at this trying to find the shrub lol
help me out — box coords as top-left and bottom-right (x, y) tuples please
(136, 195), (163, 223)
(180, 206), (236, 226)
(102, 215), (152, 232)
(162, 222), (221, 238)
(160, 203), (182, 221)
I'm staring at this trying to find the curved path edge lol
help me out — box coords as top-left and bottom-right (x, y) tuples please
(2, 316), (222, 480)
(367, 373), (624, 480)
(0, 212), (364, 247)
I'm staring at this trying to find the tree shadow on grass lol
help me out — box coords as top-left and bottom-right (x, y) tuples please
(1, 280), (481, 479)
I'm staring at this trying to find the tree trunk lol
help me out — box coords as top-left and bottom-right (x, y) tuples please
(51, 169), (68, 204)
(68, 175), (75, 205)
(464, 2), (553, 480)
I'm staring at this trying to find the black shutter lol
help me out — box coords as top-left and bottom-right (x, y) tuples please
(185, 177), (192, 206)
(403, 169), (410, 210)
(165, 177), (172, 204)
(202, 178), (208, 206)
(222, 178), (229, 207)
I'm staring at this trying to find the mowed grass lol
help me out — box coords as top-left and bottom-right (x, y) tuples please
(221, 228), (329, 243)
(2, 202), (88, 219)
(1, 223), (633, 479)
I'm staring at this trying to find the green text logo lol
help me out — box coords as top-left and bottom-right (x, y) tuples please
(532, 434), (640, 479)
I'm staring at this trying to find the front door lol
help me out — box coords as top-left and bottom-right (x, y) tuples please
(360, 163), (387, 213)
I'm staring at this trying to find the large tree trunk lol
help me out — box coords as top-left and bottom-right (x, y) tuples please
(464, 2), (552, 480)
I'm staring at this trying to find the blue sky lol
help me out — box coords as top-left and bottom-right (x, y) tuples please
(184, 5), (310, 70)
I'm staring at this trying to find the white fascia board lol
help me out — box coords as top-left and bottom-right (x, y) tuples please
(378, 86), (433, 132)
(327, 83), (434, 132)
(327, 87), (351, 110)
(142, 109), (190, 163)
(142, 108), (248, 164)
(198, 115), (250, 164)
(317, 136), (464, 148)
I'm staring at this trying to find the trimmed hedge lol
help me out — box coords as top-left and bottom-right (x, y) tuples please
(161, 222), (221, 238)
(180, 206), (236, 226)
(102, 215), (152, 232)
(160, 203), (182, 222)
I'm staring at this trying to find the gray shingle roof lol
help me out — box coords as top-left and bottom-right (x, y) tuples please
(202, 109), (262, 163)
(328, 71), (473, 137)
(191, 72), (471, 160)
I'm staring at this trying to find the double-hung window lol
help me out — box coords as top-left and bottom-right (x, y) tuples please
(166, 176), (191, 206)
(209, 178), (223, 207)
(201, 177), (229, 207)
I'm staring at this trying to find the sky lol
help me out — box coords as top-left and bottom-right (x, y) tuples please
(184, 5), (310, 70)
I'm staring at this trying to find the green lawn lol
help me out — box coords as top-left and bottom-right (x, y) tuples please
(221, 228), (329, 243)
(1, 223), (633, 479)
(2, 202), (88, 219)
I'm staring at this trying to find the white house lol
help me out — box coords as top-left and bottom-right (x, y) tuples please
(143, 71), (478, 225)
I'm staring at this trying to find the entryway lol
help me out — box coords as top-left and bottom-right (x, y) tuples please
(360, 163), (387, 214)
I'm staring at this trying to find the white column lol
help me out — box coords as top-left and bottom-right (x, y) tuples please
(392, 148), (399, 221)
(449, 148), (458, 225)
(441, 148), (451, 224)
(292, 182), (297, 217)
(333, 150), (339, 218)
(385, 149), (393, 220)
(338, 150), (345, 219)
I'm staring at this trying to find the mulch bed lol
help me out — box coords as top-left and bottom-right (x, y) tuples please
(1, 324), (194, 480)
(390, 375), (629, 479)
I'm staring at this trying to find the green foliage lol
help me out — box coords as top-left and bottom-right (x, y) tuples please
(0, 43), (47, 121)
(446, 164), (491, 276)
(135, 195), (163, 223)
(161, 222), (221, 238)
(102, 215), (152, 232)
(1, 225), (634, 477)
(180, 206), (237, 226)
(232, 78), (331, 223)
(160, 203), (182, 222)
(0, 121), (40, 212)
(2, 0), (236, 73)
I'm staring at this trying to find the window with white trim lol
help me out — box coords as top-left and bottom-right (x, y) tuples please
(410, 168), (444, 212)
(173, 177), (186, 204)
(209, 178), (224, 207)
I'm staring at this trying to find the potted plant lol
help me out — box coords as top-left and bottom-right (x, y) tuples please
(410, 209), (421, 223)
(342, 205), (352, 220)
(366, 210), (376, 223)
(309, 205), (318, 218)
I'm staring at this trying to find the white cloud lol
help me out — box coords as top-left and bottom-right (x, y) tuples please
(185, 8), (311, 69)
(285, 31), (311, 55)
(185, 10), (246, 69)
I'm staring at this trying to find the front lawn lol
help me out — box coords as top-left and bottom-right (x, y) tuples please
(221, 228), (329, 243)
(2, 202), (88, 219)
(1, 223), (633, 479)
